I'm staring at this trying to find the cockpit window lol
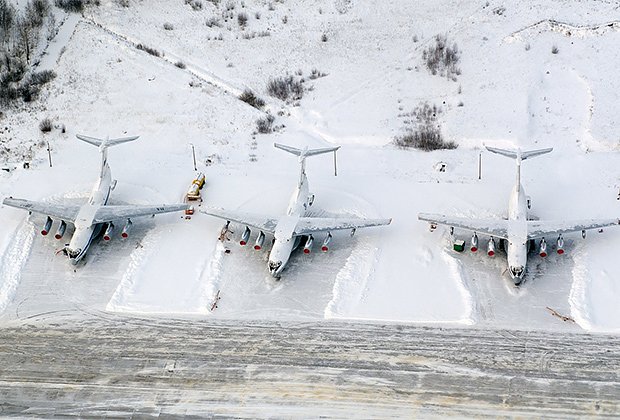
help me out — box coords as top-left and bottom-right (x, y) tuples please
(65, 248), (81, 259)
(269, 261), (282, 273)
(510, 266), (524, 277)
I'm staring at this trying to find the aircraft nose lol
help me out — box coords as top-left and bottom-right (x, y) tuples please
(268, 260), (283, 276)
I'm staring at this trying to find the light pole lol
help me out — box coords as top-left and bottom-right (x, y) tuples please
(189, 143), (197, 171)
(47, 141), (52, 168)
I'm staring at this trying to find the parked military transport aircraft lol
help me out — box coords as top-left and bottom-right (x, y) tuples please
(419, 145), (620, 284)
(203, 143), (392, 278)
(3, 134), (188, 264)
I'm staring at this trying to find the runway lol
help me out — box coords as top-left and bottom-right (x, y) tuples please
(0, 315), (618, 418)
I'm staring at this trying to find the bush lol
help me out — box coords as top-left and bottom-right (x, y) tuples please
(55, 0), (84, 12)
(0, 84), (18, 105)
(163, 22), (174, 30)
(237, 11), (248, 27)
(29, 69), (56, 85)
(20, 83), (40, 102)
(136, 43), (161, 57)
(175, 61), (186, 69)
(422, 34), (461, 80)
(551, 45), (559, 54)
(309, 68), (326, 79)
(256, 114), (274, 133)
(266, 75), (303, 102)
(13, 70), (54, 102)
(394, 102), (457, 151)
(205, 17), (221, 27)
(39, 117), (52, 132)
(185, 0), (202, 10)
(239, 88), (265, 109)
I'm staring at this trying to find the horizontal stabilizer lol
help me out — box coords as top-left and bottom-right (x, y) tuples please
(485, 145), (553, 161)
(76, 134), (140, 149)
(274, 143), (340, 158)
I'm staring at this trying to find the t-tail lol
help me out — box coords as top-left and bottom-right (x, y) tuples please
(76, 134), (140, 177)
(485, 145), (552, 191)
(274, 142), (340, 188)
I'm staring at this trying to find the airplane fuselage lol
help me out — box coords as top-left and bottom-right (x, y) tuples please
(505, 179), (529, 280)
(267, 172), (312, 277)
(65, 164), (113, 264)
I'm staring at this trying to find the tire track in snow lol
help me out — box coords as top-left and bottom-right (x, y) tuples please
(106, 229), (162, 312)
(0, 221), (35, 314)
(505, 19), (620, 43)
(324, 235), (378, 318)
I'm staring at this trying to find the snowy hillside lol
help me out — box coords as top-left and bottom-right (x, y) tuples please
(2, 0), (620, 332)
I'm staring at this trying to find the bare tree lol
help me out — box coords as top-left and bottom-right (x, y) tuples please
(0, 0), (15, 47)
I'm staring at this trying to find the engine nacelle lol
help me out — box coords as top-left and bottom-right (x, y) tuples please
(254, 231), (265, 250)
(240, 226), (251, 246)
(121, 219), (132, 238)
(303, 235), (314, 254)
(471, 233), (479, 252)
(103, 223), (114, 241)
(487, 237), (496, 257)
(539, 237), (548, 257)
(54, 220), (67, 240)
(321, 232), (332, 252)
(557, 235), (565, 255)
(41, 216), (53, 236)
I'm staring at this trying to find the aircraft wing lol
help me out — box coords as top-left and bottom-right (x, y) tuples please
(418, 212), (509, 239)
(293, 216), (391, 236)
(92, 204), (188, 224)
(201, 207), (279, 234)
(3, 197), (81, 222)
(527, 219), (620, 239)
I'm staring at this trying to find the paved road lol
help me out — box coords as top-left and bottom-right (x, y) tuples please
(0, 315), (618, 418)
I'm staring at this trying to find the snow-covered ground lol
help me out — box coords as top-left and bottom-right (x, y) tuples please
(2, 0), (620, 332)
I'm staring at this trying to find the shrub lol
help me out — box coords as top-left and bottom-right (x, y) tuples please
(239, 88), (265, 108)
(205, 17), (221, 27)
(321, 33), (327, 42)
(136, 43), (161, 57)
(163, 22), (174, 30)
(422, 34), (461, 80)
(551, 45), (559, 54)
(175, 61), (186, 69)
(309, 68), (326, 79)
(20, 83), (40, 102)
(29, 69), (56, 85)
(17, 70), (55, 102)
(266, 75), (303, 102)
(394, 102), (457, 151)
(237, 11), (248, 27)
(256, 114), (274, 133)
(39, 117), (52, 132)
(185, 0), (202, 10)
(55, 0), (85, 12)
(0, 84), (18, 105)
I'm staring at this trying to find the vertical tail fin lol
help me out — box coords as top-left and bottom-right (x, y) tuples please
(76, 134), (139, 177)
(484, 145), (552, 190)
(274, 143), (340, 187)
